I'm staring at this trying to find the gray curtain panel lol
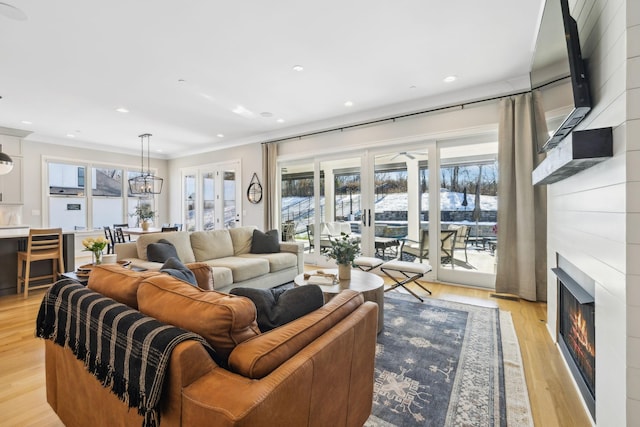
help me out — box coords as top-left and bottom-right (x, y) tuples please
(495, 92), (547, 301)
(262, 142), (278, 230)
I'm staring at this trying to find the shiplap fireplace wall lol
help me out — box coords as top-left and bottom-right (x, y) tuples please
(545, 0), (640, 425)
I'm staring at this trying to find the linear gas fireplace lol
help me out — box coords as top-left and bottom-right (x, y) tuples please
(553, 260), (595, 421)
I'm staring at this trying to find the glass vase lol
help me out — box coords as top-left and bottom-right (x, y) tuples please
(93, 250), (103, 265)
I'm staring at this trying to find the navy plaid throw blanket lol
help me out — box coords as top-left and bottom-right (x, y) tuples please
(36, 281), (215, 427)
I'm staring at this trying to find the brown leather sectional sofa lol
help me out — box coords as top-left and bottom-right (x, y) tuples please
(44, 264), (378, 426)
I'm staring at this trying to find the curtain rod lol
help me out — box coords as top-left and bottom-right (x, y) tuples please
(262, 87), (534, 145)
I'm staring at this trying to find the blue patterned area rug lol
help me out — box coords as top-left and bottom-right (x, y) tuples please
(365, 293), (533, 427)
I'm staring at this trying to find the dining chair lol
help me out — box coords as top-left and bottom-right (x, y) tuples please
(103, 226), (115, 254)
(113, 223), (131, 241)
(113, 227), (127, 245)
(16, 228), (65, 298)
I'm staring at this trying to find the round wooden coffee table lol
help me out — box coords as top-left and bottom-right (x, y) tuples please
(294, 269), (384, 333)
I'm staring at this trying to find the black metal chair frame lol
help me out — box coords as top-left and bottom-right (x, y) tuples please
(380, 261), (432, 302)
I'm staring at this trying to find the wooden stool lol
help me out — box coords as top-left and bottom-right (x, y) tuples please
(380, 260), (432, 302)
(353, 256), (384, 272)
(17, 228), (65, 298)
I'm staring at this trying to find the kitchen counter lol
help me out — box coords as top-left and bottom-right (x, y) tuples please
(0, 231), (75, 297)
(0, 226), (30, 238)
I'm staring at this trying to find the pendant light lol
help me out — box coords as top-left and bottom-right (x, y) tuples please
(0, 145), (13, 175)
(128, 133), (163, 195)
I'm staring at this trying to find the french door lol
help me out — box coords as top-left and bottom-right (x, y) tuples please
(278, 138), (498, 288)
(182, 161), (241, 231)
(279, 155), (365, 266)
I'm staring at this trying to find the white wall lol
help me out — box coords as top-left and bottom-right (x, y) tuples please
(547, 0), (632, 424)
(278, 101), (499, 159)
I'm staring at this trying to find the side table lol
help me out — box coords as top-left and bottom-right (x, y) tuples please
(294, 269), (384, 333)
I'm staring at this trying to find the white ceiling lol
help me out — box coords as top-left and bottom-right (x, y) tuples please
(0, 0), (544, 159)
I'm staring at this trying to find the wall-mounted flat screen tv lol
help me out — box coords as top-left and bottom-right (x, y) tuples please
(530, 0), (591, 152)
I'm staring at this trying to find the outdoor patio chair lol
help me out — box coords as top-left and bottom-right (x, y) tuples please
(399, 229), (457, 266)
(399, 229), (429, 263)
(306, 223), (332, 253)
(282, 220), (296, 241)
(449, 224), (470, 263)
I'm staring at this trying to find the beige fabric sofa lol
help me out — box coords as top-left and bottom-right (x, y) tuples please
(115, 226), (304, 292)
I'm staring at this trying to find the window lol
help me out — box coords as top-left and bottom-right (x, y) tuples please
(334, 170), (361, 222)
(47, 160), (157, 230)
(181, 161), (241, 232)
(92, 167), (123, 228)
(202, 172), (214, 230)
(49, 162), (87, 230)
(184, 174), (196, 231)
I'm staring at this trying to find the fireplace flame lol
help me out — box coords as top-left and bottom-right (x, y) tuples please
(569, 308), (595, 358)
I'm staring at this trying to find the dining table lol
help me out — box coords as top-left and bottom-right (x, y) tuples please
(122, 227), (163, 236)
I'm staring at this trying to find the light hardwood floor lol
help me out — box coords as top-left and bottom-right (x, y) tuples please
(0, 276), (592, 427)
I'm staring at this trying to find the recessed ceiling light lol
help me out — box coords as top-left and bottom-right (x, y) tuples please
(116, 107), (129, 113)
(344, 101), (354, 107)
(21, 120), (32, 124)
(217, 134), (225, 138)
(292, 65), (304, 72)
(66, 133), (75, 138)
(260, 112), (273, 118)
(443, 75), (457, 83)
(276, 118), (285, 123)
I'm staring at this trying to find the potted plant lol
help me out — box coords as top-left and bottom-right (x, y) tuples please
(325, 232), (360, 280)
(131, 203), (156, 231)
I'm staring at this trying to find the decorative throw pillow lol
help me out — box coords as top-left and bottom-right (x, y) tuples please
(250, 229), (280, 254)
(160, 257), (197, 286)
(147, 239), (179, 263)
(230, 285), (324, 332)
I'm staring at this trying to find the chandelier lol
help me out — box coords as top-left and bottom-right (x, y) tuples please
(128, 133), (163, 196)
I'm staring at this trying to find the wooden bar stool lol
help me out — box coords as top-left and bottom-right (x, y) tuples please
(17, 228), (65, 298)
